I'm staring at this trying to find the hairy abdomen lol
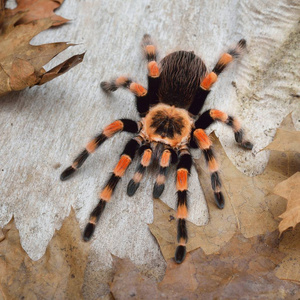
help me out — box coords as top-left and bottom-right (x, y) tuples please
(158, 51), (207, 108)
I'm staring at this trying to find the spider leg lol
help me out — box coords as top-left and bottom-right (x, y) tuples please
(195, 109), (253, 150)
(127, 144), (152, 196)
(83, 137), (141, 241)
(142, 34), (160, 107)
(188, 39), (246, 116)
(174, 147), (192, 264)
(193, 129), (225, 209)
(153, 147), (177, 198)
(100, 76), (151, 117)
(60, 119), (139, 181)
(100, 34), (160, 117)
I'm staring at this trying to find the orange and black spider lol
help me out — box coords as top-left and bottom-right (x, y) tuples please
(60, 34), (253, 264)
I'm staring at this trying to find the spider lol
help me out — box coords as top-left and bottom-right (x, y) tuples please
(60, 34), (253, 264)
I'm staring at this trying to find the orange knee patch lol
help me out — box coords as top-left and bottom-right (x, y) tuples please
(114, 155), (131, 177)
(219, 53), (233, 66)
(133, 172), (143, 183)
(86, 139), (98, 153)
(208, 157), (218, 172)
(115, 76), (129, 87)
(193, 129), (212, 150)
(160, 150), (171, 167)
(103, 120), (123, 137)
(129, 83), (147, 97)
(156, 174), (165, 185)
(141, 149), (152, 167)
(177, 204), (188, 219)
(176, 168), (188, 191)
(210, 109), (228, 122)
(200, 72), (217, 90)
(148, 61), (159, 78)
(100, 186), (113, 201)
(145, 45), (156, 56)
(232, 118), (241, 132)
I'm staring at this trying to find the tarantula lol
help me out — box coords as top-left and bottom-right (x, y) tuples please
(60, 34), (253, 264)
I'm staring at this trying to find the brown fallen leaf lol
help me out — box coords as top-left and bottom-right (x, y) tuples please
(273, 172), (300, 235)
(149, 131), (299, 260)
(195, 114), (300, 254)
(110, 232), (300, 299)
(148, 198), (206, 261)
(6, 0), (68, 26)
(0, 208), (90, 299)
(276, 225), (300, 283)
(0, 1), (83, 96)
(264, 129), (300, 153)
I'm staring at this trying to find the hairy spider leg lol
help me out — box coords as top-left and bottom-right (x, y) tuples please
(174, 147), (192, 264)
(100, 35), (161, 117)
(60, 119), (139, 181)
(83, 137), (141, 241)
(100, 76), (150, 116)
(195, 109), (253, 150)
(142, 34), (160, 107)
(188, 39), (247, 116)
(127, 144), (153, 196)
(153, 148), (172, 198)
(193, 129), (225, 209)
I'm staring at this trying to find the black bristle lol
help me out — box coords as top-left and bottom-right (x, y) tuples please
(100, 81), (117, 92)
(177, 154), (192, 173)
(175, 245), (186, 264)
(83, 223), (95, 241)
(120, 119), (139, 133)
(177, 190), (187, 208)
(127, 179), (140, 197)
(214, 192), (225, 209)
(153, 183), (165, 198)
(195, 110), (214, 129)
(60, 166), (76, 181)
(234, 130), (244, 144)
(211, 172), (221, 191)
(188, 88), (210, 116)
(241, 141), (253, 150)
(74, 149), (89, 168)
(177, 218), (188, 243)
(238, 38), (246, 49)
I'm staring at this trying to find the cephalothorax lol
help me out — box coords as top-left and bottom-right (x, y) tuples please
(60, 35), (253, 263)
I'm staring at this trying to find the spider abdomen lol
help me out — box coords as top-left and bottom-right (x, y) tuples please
(142, 104), (193, 147)
(158, 51), (207, 108)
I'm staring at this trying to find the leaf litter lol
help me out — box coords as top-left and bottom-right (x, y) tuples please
(110, 114), (300, 298)
(0, 209), (90, 299)
(0, 0), (84, 96)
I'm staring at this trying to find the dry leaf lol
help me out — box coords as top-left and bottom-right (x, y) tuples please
(148, 198), (206, 261)
(6, 0), (69, 26)
(276, 225), (300, 283)
(273, 172), (300, 234)
(0, 1), (84, 96)
(110, 256), (161, 300)
(195, 115), (300, 254)
(110, 232), (300, 299)
(0, 208), (90, 299)
(148, 131), (299, 259)
(264, 129), (300, 153)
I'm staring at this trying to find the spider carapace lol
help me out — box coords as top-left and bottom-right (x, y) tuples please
(60, 35), (253, 263)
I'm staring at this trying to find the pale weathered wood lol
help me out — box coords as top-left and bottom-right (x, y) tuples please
(1, 0), (299, 298)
